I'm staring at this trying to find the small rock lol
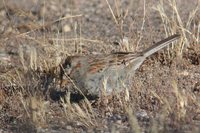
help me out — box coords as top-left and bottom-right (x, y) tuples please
(66, 125), (72, 130)
(136, 110), (149, 121)
(63, 24), (71, 32)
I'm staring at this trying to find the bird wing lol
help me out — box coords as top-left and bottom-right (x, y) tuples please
(88, 52), (140, 73)
(87, 34), (180, 74)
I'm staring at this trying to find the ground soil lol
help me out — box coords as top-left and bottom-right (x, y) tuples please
(0, 0), (200, 133)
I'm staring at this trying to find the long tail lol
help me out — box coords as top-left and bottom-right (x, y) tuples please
(142, 34), (180, 57)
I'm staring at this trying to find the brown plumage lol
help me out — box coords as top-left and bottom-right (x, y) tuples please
(60, 34), (180, 96)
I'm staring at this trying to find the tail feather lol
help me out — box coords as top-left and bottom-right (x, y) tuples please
(142, 34), (180, 57)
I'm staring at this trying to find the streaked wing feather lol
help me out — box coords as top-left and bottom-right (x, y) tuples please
(88, 52), (140, 73)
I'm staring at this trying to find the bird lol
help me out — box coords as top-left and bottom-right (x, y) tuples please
(60, 34), (180, 96)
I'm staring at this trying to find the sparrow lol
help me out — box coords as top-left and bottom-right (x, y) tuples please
(60, 34), (180, 96)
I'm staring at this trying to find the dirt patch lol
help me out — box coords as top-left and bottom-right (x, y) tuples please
(0, 0), (200, 132)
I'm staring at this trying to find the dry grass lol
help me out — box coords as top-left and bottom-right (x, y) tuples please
(0, 0), (199, 132)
